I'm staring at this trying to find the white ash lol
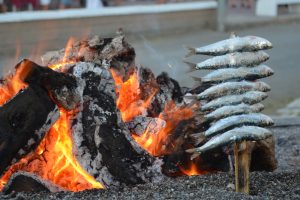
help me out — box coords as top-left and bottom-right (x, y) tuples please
(70, 62), (117, 186)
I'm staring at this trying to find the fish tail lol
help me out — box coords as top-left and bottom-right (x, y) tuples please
(184, 60), (197, 73)
(185, 46), (196, 57)
(186, 148), (201, 160)
(190, 132), (206, 145)
(183, 95), (198, 100)
(191, 76), (202, 84)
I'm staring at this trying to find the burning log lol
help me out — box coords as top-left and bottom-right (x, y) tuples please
(42, 34), (136, 81)
(0, 85), (59, 177)
(15, 59), (80, 110)
(2, 171), (64, 194)
(61, 62), (163, 187)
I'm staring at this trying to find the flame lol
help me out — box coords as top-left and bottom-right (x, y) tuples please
(111, 69), (157, 122)
(133, 102), (194, 156)
(0, 62), (103, 191)
(110, 68), (203, 175)
(0, 68), (27, 105)
(179, 157), (209, 176)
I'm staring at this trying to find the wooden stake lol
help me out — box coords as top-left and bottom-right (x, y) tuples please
(234, 141), (251, 194)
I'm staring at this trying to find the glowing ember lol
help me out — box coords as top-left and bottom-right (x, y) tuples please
(0, 62), (104, 191)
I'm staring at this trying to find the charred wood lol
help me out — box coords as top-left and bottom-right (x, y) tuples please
(42, 35), (136, 81)
(148, 72), (184, 117)
(15, 59), (80, 110)
(69, 62), (162, 187)
(2, 171), (64, 194)
(125, 116), (166, 136)
(0, 85), (59, 177)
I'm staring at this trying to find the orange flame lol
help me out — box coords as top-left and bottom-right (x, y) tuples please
(179, 158), (209, 176)
(133, 102), (194, 156)
(111, 69), (157, 122)
(110, 68), (203, 176)
(0, 62), (103, 191)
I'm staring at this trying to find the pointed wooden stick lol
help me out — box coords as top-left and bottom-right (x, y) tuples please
(234, 141), (251, 194)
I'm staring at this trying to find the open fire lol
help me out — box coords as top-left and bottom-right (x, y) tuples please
(0, 34), (206, 193)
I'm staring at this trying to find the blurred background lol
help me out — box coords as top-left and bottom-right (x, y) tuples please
(0, 0), (300, 115)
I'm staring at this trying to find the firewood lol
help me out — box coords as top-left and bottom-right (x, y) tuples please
(2, 171), (64, 194)
(15, 59), (80, 110)
(0, 85), (59, 177)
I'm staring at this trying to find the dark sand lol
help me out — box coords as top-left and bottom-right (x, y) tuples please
(0, 117), (299, 200)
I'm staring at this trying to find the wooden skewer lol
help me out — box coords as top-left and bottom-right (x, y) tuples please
(234, 141), (251, 194)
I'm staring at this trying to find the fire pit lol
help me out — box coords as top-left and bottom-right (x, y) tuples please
(0, 33), (277, 195)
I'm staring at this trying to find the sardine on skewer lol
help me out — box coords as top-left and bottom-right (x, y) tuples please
(185, 51), (269, 70)
(204, 113), (274, 137)
(193, 64), (274, 84)
(197, 81), (270, 100)
(187, 126), (272, 157)
(186, 36), (273, 57)
(201, 91), (268, 111)
(204, 103), (264, 122)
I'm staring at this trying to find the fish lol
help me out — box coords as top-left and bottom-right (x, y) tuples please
(204, 113), (274, 137)
(197, 81), (271, 100)
(186, 36), (273, 57)
(201, 91), (268, 111)
(187, 126), (272, 157)
(204, 103), (264, 122)
(185, 51), (269, 70)
(193, 64), (274, 84)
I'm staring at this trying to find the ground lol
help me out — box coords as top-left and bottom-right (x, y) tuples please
(0, 117), (299, 199)
(1, 21), (300, 114)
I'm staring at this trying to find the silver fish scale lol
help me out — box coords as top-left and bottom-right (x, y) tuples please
(191, 36), (272, 56)
(204, 103), (264, 122)
(204, 113), (274, 137)
(195, 51), (269, 70)
(202, 64), (274, 83)
(198, 80), (271, 100)
(201, 91), (268, 111)
(187, 35), (274, 156)
(194, 126), (272, 153)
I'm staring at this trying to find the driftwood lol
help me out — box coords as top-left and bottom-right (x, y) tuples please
(0, 85), (59, 177)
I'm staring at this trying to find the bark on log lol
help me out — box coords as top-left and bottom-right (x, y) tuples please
(0, 85), (59, 177)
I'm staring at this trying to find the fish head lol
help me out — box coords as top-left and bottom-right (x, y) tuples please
(250, 36), (273, 50)
(263, 65), (274, 76)
(257, 81), (271, 92)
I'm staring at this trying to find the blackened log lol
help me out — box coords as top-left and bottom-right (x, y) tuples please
(0, 85), (59, 177)
(15, 59), (80, 110)
(70, 63), (162, 187)
(2, 171), (64, 194)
